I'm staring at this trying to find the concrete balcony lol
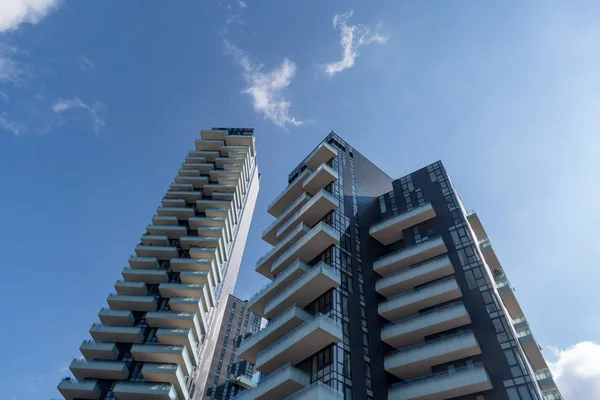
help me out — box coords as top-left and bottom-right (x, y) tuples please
(170, 183), (194, 192)
(270, 222), (339, 277)
(239, 306), (312, 364)
(122, 268), (169, 284)
(168, 298), (209, 333)
(378, 277), (463, 321)
(275, 190), (338, 241)
(216, 156), (245, 168)
(170, 258), (220, 285)
(129, 256), (160, 269)
(90, 324), (144, 343)
(131, 344), (193, 376)
(302, 164), (337, 195)
(248, 260), (309, 316)
(165, 190), (203, 203)
(385, 331), (481, 379)
(466, 212), (488, 242)
(57, 378), (102, 400)
(204, 183), (237, 196)
(98, 308), (135, 326)
(70, 359), (129, 380)
(196, 199), (234, 213)
(480, 239), (501, 269)
(210, 169), (242, 181)
(235, 375), (255, 389)
(178, 168), (201, 176)
(305, 142), (337, 170)
(146, 311), (203, 341)
(189, 216), (227, 229)
(192, 150), (220, 162)
(496, 275), (524, 317)
(201, 129), (228, 139)
(162, 198), (186, 208)
(381, 302), (471, 348)
(195, 138), (224, 150)
(283, 382), (343, 400)
(180, 270), (213, 287)
(267, 168), (312, 217)
(182, 162), (213, 174)
(114, 280), (147, 296)
(159, 282), (213, 309)
(374, 236), (448, 276)
(156, 206), (195, 220)
(370, 203), (436, 245)
(80, 341), (119, 361)
(376, 256), (455, 298)
(264, 263), (341, 319)
(135, 245), (178, 260)
(141, 235), (170, 246)
(234, 363), (310, 400)
(107, 294), (157, 312)
(254, 314), (343, 374)
(185, 156), (208, 164)
(262, 193), (311, 246)
(542, 389), (563, 400)
(517, 329), (549, 370)
(174, 176), (208, 189)
(152, 215), (179, 226)
(180, 236), (225, 263)
(156, 328), (198, 365)
(146, 224), (187, 239)
(112, 382), (177, 400)
(142, 363), (189, 400)
(224, 133), (256, 156)
(388, 363), (492, 400)
(255, 223), (311, 279)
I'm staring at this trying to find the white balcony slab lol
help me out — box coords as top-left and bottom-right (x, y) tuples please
(113, 382), (178, 400)
(385, 331), (481, 379)
(376, 256), (455, 298)
(255, 314), (342, 375)
(201, 129), (228, 140)
(122, 268), (169, 284)
(264, 263), (341, 319)
(165, 190), (203, 203)
(378, 277), (463, 321)
(152, 215), (179, 226)
(234, 363), (310, 400)
(141, 235), (170, 246)
(192, 150), (220, 162)
(262, 193), (311, 246)
(239, 306), (312, 364)
(147, 224), (187, 239)
(195, 139), (224, 150)
(168, 297), (208, 334)
(135, 245), (178, 260)
(162, 197), (186, 208)
(107, 294), (157, 312)
(374, 236), (448, 276)
(248, 260), (309, 316)
(189, 216), (227, 229)
(496, 277), (524, 318)
(131, 344), (193, 376)
(270, 222), (339, 277)
(174, 176), (208, 190)
(58, 378), (102, 400)
(129, 256), (160, 269)
(388, 363), (492, 400)
(305, 142), (337, 170)
(275, 190), (338, 241)
(519, 333), (549, 371)
(156, 328), (198, 365)
(466, 212), (489, 242)
(156, 206), (195, 220)
(182, 162), (213, 174)
(282, 382), (343, 400)
(302, 164), (337, 195)
(114, 280), (148, 296)
(142, 363), (190, 400)
(370, 203), (436, 245)
(146, 311), (203, 341)
(381, 303), (471, 349)
(80, 341), (119, 361)
(98, 309), (135, 326)
(70, 359), (129, 380)
(89, 324), (144, 343)
(159, 283), (212, 310)
(267, 168), (312, 217)
(255, 223), (310, 279)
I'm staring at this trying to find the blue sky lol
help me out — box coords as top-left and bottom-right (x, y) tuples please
(1, 0), (599, 398)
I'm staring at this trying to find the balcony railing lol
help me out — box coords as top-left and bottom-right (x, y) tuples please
(387, 329), (474, 357)
(390, 363), (484, 389)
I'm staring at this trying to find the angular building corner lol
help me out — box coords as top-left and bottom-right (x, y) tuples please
(235, 132), (563, 400)
(58, 128), (260, 400)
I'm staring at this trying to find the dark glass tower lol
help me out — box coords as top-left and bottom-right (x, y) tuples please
(236, 132), (562, 400)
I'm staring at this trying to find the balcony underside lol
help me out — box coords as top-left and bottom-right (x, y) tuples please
(370, 203), (436, 245)
(374, 237), (448, 276)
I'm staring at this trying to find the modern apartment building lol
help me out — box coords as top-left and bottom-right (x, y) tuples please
(236, 132), (562, 400)
(204, 295), (264, 399)
(58, 128), (260, 400)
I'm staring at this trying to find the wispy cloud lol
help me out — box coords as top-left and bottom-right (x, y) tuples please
(225, 41), (304, 129)
(0, 112), (22, 135)
(51, 96), (106, 133)
(79, 55), (95, 71)
(0, 0), (61, 32)
(324, 10), (387, 77)
(548, 341), (600, 399)
(237, 0), (247, 8)
(0, 42), (27, 85)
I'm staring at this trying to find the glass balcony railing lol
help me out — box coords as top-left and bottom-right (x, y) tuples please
(535, 369), (553, 381)
(285, 382), (343, 400)
(478, 238), (492, 249)
(382, 301), (465, 329)
(390, 363), (484, 389)
(543, 389), (563, 400)
(387, 330), (473, 357)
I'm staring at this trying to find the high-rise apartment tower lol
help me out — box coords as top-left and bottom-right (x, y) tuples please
(58, 128), (259, 400)
(236, 132), (562, 400)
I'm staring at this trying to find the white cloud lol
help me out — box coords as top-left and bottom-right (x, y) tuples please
(324, 10), (387, 77)
(237, 1), (247, 8)
(548, 341), (600, 399)
(0, 42), (26, 85)
(51, 96), (106, 133)
(0, 112), (22, 135)
(225, 41), (304, 128)
(0, 0), (61, 32)
(79, 55), (95, 71)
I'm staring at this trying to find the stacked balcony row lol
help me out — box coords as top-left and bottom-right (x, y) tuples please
(371, 204), (492, 399)
(235, 142), (342, 400)
(59, 130), (257, 400)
